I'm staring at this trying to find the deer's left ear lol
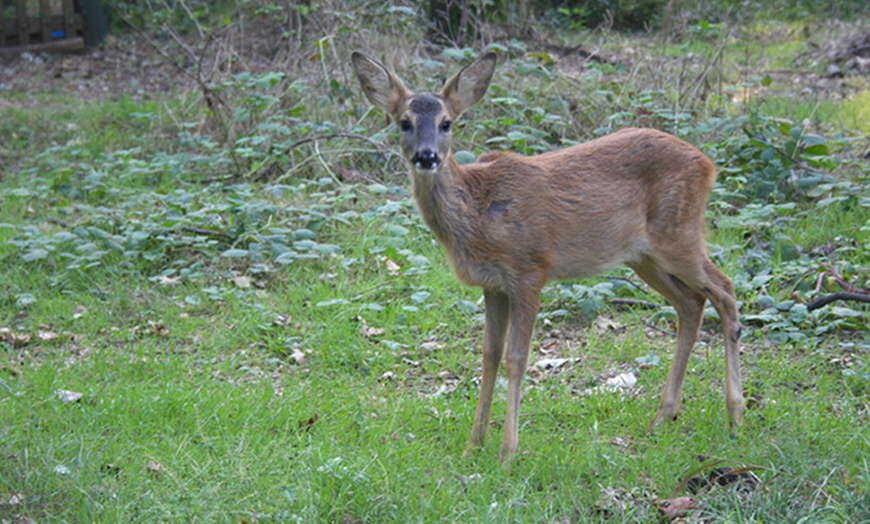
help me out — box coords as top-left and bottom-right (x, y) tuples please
(440, 52), (497, 119)
(352, 52), (413, 118)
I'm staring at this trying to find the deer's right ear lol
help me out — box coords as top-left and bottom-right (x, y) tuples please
(352, 52), (411, 116)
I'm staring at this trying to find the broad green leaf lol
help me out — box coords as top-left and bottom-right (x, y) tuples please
(316, 298), (350, 307)
(829, 307), (862, 318)
(801, 134), (826, 146)
(22, 248), (49, 262)
(454, 150), (477, 164)
(410, 291), (431, 303)
(409, 255), (430, 267)
(788, 304), (808, 323)
(635, 351), (661, 367)
(775, 300), (795, 312)
(385, 224), (409, 237)
(15, 293), (36, 307)
(293, 240), (317, 251)
(275, 252), (297, 265)
(293, 228), (317, 240)
(313, 244), (341, 255)
(221, 249), (249, 258)
(457, 299), (480, 314)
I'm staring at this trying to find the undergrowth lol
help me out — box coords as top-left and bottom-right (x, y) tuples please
(1, 1), (868, 521)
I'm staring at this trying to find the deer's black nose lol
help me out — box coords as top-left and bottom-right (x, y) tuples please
(412, 149), (440, 170)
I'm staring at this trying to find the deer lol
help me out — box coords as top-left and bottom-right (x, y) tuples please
(351, 50), (743, 463)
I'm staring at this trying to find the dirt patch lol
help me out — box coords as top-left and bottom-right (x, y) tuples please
(0, 35), (195, 103)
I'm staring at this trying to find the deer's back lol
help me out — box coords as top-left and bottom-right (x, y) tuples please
(454, 128), (717, 284)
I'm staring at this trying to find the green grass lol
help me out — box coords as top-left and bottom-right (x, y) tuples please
(2, 289), (868, 521)
(1, 5), (869, 522)
(841, 90), (870, 137)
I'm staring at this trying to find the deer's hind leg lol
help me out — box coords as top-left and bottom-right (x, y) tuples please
(642, 252), (744, 435)
(694, 258), (743, 433)
(629, 258), (706, 428)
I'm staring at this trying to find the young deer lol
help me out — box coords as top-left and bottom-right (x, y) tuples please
(352, 51), (743, 462)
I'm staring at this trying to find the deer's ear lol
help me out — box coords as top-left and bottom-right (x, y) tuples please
(440, 51), (497, 119)
(352, 52), (412, 117)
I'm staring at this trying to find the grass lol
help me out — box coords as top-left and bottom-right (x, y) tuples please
(1, 2), (869, 522)
(2, 291), (869, 521)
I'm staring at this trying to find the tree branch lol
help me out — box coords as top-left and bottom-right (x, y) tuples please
(805, 292), (870, 311)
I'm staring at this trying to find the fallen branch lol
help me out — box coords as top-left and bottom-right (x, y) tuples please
(180, 226), (233, 239)
(805, 292), (870, 311)
(608, 298), (662, 310)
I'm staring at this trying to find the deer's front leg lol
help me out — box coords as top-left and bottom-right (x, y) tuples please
(500, 284), (541, 463)
(467, 289), (510, 453)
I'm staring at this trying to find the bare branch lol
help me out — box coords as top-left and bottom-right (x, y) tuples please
(805, 292), (870, 311)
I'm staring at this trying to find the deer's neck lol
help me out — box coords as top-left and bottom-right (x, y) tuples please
(410, 155), (473, 248)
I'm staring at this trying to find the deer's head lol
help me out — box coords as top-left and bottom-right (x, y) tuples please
(352, 52), (497, 176)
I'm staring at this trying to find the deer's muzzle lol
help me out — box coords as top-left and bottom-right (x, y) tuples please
(412, 149), (440, 171)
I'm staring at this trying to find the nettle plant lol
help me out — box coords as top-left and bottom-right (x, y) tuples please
(699, 114), (870, 343)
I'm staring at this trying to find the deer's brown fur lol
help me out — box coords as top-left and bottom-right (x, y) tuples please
(352, 51), (743, 463)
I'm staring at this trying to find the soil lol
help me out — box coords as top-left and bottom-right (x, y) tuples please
(2, 24), (868, 106)
(1, 35), (193, 103)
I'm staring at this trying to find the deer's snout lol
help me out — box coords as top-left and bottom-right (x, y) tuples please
(412, 149), (440, 171)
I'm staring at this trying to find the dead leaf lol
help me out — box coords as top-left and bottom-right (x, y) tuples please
(290, 349), (307, 366)
(610, 436), (631, 449)
(644, 327), (666, 339)
(299, 413), (319, 431)
(336, 166), (367, 183)
(595, 486), (645, 518)
(578, 372), (640, 397)
(383, 257), (401, 275)
(272, 314), (293, 327)
(1, 328), (31, 347)
(146, 460), (165, 479)
(680, 455), (764, 497)
(535, 357), (581, 370)
(657, 496), (698, 519)
(357, 317), (385, 338)
(746, 390), (764, 410)
(455, 473), (482, 487)
(72, 305), (87, 319)
(605, 372), (637, 389)
(157, 275), (181, 286)
(133, 321), (169, 338)
(37, 330), (60, 342)
(55, 389), (83, 403)
(233, 275), (252, 289)
(687, 466), (761, 494)
(593, 316), (620, 335)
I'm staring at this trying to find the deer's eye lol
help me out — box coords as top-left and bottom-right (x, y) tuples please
(440, 120), (452, 133)
(399, 120), (413, 133)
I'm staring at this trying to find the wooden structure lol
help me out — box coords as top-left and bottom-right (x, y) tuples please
(0, 0), (105, 54)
